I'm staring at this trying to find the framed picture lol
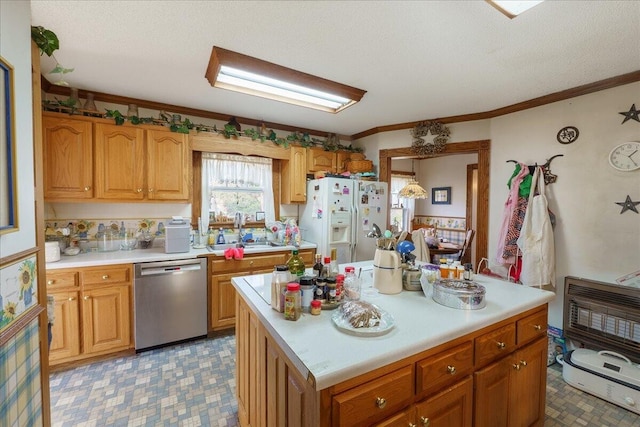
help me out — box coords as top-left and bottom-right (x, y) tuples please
(432, 187), (451, 205)
(255, 211), (265, 222)
(0, 56), (17, 234)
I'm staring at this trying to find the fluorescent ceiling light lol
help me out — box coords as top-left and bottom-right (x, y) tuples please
(206, 47), (366, 113)
(487, 0), (544, 18)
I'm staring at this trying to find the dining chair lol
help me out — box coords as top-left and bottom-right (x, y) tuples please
(458, 229), (475, 263)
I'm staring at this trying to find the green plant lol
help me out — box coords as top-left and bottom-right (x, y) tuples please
(31, 26), (74, 86)
(105, 109), (126, 125)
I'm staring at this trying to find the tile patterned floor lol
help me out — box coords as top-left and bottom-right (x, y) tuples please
(49, 335), (640, 426)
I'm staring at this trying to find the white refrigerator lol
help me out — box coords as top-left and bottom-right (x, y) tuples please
(299, 178), (388, 264)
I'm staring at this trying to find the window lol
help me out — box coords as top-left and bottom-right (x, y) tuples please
(390, 174), (416, 232)
(200, 153), (275, 226)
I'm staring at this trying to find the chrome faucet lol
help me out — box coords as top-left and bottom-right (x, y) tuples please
(234, 212), (244, 245)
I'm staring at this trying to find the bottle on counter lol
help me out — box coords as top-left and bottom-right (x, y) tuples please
(216, 228), (226, 244)
(287, 249), (306, 278)
(284, 282), (301, 321)
(310, 299), (322, 316)
(343, 266), (361, 301)
(325, 277), (337, 303)
(312, 254), (324, 278)
(207, 227), (215, 245)
(335, 274), (345, 302)
(330, 248), (339, 276)
(322, 256), (332, 278)
(299, 276), (315, 313)
(271, 265), (290, 312)
(314, 276), (327, 302)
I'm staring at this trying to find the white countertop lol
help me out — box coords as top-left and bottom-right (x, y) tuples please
(46, 242), (317, 269)
(232, 262), (556, 390)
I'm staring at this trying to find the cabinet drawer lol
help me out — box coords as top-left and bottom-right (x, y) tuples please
(210, 253), (285, 274)
(475, 323), (516, 367)
(416, 341), (473, 397)
(46, 270), (79, 290)
(332, 365), (414, 427)
(81, 265), (131, 286)
(517, 309), (547, 345)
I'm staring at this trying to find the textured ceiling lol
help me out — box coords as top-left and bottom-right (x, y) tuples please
(30, 1), (640, 136)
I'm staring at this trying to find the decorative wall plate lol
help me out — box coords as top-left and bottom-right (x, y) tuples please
(557, 126), (579, 144)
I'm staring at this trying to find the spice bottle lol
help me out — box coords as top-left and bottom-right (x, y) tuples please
(325, 277), (337, 303)
(271, 265), (290, 312)
(335, 274), (345, 302)
(310, 299), (322, 316)
(284, 282), (301, 321)
(343, 266), (361, 301)
(314, 277), (327, 302)
(299, 276), (315, 313)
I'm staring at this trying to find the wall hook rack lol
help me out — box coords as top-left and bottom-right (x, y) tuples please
(507, 154), (564, 185)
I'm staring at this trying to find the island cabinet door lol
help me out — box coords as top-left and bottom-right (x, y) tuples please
(236, 298), (261, 427)
(474, 356), (511, 427)
(507, 337), (547, 427)
(413, 376), (473, 427)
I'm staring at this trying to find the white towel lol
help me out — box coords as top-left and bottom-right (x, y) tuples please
(411, 230), (431, 263)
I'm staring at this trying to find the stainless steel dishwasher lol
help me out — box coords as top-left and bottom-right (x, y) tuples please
(134, 258), (207, 351)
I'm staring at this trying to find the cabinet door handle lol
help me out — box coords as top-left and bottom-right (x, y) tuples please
(447, 365), (456, 375)
(250, 261), (254, 265)
(84, 186), (91, 191)
(137, 188), (143, 193)
(420, 416), (430, 427)
(533, 324), (542, 331)
(375, 397), (386, 409)
(47, 280), (54, 285)
(148, 188), (154, 193)
(102, 275), (109, 280)
(513, 363), (520, 371)
(68, 297), (75, 301)
(83, 296), (90, 301)
(520, 360), (528, 367)
(497, 341), (506, 349)
(409, 424), (417, 427)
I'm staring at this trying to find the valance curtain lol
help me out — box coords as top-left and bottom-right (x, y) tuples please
(200, 153), (275, 226)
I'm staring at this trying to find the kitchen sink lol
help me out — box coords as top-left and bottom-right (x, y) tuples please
(207, 241), (284, 251)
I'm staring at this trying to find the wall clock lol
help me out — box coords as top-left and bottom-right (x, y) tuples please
(608, 142), (640, 171)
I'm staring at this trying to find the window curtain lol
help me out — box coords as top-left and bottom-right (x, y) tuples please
(201, 153), (275, 227)
(390, 175), (415, 231)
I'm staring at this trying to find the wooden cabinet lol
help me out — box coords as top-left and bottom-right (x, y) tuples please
(307, 147), (337, 172)
(43, 112), (190, 202)
(336, 150), (351, 173)
(281, 145), (307, 203)
(413, 375), (473, 427)
(43, 116), (94, 199)
(46, 264), (133, 366)
(209, 249), (316, 331)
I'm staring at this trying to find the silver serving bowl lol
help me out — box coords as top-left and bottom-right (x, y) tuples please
(432, 279), (486, 310)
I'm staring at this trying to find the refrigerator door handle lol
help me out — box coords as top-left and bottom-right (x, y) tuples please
(351, 193), (358, 262)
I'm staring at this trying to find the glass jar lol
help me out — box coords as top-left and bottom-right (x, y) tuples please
(325, 277), (337, 303)
(314, 277), (327, 302)
(271, 265), (290, 312)
(284, 283), (301, 321)
(310, 299), (322, 316)
(335, 274), (345, 302)
(343, 266), (361, 301)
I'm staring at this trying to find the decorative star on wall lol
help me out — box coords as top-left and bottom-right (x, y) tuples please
(619, 103), (640, 124)
(615, 195), (640, 214)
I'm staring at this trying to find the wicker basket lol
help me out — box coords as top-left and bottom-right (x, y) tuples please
(346, 160), (373, 173)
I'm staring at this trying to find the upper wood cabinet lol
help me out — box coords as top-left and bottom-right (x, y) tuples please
(281, 145), (307, 204)
(307, 146), (337, 172)
(43, 116), (94, 199)
(42, 112), (191, 202)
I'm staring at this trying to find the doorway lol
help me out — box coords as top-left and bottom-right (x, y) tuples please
(379, 140), (490, 264)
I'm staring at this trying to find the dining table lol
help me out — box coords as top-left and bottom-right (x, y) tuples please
(428, 243), (462, 256)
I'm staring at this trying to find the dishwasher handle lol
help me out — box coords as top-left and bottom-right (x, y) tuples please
(136, 259), (204, 277)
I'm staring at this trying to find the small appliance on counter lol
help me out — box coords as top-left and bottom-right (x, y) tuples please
(164, 216), (191, 253)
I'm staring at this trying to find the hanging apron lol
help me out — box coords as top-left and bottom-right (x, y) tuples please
(516, 167), (555, 288)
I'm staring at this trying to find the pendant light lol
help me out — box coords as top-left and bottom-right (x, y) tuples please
(398, 160), (428, 199)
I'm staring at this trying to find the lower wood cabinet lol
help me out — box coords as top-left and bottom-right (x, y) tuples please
(47, 264), (133, 365)
(209, 248), (315, 331)
(235, 294), (549, 427)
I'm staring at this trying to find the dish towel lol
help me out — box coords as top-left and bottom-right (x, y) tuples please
(224, 247), (244, 260)
(411, 230), (431, 263)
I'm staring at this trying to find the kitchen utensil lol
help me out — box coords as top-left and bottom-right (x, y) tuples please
(372, 223), (382, 238)
(432, 279), (486, 310)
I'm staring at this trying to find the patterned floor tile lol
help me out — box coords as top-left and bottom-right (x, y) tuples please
(49, 335), (639, 426)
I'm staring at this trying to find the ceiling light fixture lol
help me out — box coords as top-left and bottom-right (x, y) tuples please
(205, 47), (366, 113)
(399, 161), (428, 199)
(486, 0), (544, 18)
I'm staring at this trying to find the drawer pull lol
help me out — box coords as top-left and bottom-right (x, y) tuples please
(420, 416), (431, 427)
(250, 261), (254, 265)
(520, 360), (528, 367)
(447, 365), (456, 375)
(513, 363), (520, 371)
(83, 296), (90, 301)
(68, 297), (75, 301)
(148, 188), (154, 193)
(375, 397), (386, 409)
(533, 324), (542, 331)
(102, 275), (109, 280)
(137, 188), (143, 193)
(47, 280), (54, 285)
(84, 186), (91, 191)
(497, 341), (506, 350)
(409, 424), (417, 427)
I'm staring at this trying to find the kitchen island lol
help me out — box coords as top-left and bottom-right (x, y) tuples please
(232, 262), (555, 427)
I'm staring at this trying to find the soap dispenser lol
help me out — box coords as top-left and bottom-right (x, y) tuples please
(216, 228), (226, 244)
